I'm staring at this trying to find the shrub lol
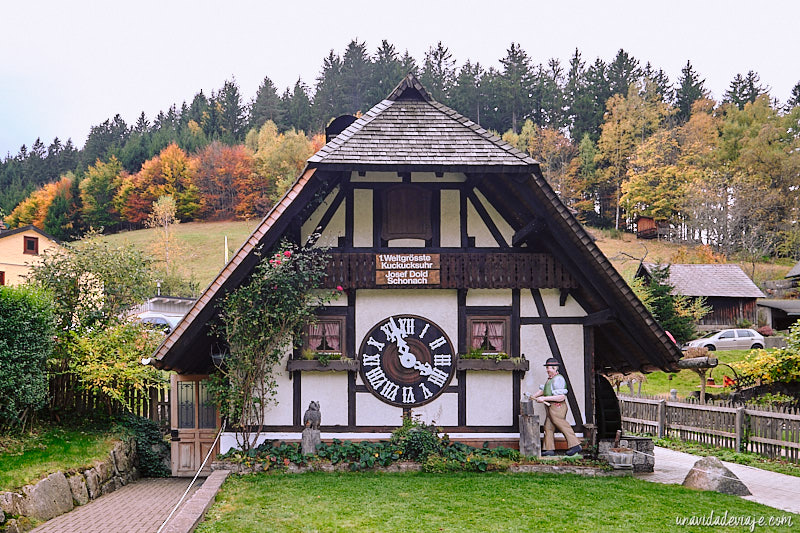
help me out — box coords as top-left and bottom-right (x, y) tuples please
(757, 325), (775, 337)
(116, 414), (170, 477)
(390, 416), (444, 461)
(0, 285), (54, 430)
(734, 322), (800, 385)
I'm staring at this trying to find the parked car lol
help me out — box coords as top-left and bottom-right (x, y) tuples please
(683, 329), (764, 351)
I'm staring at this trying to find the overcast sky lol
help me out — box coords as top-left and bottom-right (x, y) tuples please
(2, 0), (798, 157)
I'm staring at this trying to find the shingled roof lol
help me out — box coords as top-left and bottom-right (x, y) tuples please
(308, 74), (536, 172)
(638, 263), (765, 298)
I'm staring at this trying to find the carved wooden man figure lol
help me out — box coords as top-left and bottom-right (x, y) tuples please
(532, 358), (582, 456)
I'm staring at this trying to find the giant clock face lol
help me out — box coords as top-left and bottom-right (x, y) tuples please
(359, 315), (455, 407)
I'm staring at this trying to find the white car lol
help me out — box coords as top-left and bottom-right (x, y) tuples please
(683, 329), (764, 351)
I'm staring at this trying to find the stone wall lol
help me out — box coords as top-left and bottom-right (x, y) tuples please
(0, 439), (138, 532)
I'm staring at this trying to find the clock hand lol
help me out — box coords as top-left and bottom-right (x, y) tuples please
(413, 360), (434, 376)
(398, 343), (417, 369)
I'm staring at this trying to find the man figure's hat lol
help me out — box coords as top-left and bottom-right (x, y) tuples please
(543, 357), (560, 366)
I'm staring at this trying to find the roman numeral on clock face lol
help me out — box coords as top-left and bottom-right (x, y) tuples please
(419, 383), (433, 399)
(398, 317), (415, 336)
(380, 380), (399, 401)
(429, 336), (447, 350)
(402, 386), (416, 404)
(365, 367), (387, 389)
(419, 323), (430, 339)
(427, 367), (449, 387)
(433, 354), (451, 367)
(366, 336), (385, 351)
(362, 353), (381, 366)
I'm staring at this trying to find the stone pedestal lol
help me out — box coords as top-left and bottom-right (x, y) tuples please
(301, 428), (321, 455)
(598, 435), (654, 472)
(519, 400), (541, 457)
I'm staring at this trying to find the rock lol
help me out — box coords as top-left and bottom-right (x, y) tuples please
(683, 456), (751, 496)
(67, 474), (89, 506)
(83, 468), (100, 500)
(100, 477), (121, 496)
(0, 491), (24, 516)
(96, 459), (114, 484)
(0, 508), (5, 524)
(4, 518), (22, 533)
(20, 472), (74, 521)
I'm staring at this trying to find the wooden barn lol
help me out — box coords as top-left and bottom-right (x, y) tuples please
(634, 216), (669, 240)
(150, 75), (682, 476)
(636, 263), (766, 328)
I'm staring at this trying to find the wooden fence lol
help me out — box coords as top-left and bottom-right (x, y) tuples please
(618, 394), (800, 463)
(49, 373), (170, 430)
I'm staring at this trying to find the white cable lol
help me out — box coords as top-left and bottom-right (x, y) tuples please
(156, 420), (226, 533)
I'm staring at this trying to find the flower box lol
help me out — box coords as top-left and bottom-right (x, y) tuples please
(457, 358), (529, 371)
(287, 359), (359, 372)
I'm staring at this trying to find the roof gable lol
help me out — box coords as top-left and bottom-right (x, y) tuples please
(0, 224), (60, 244)
(308, 74), (537, 171)
(640, 263), (765, 298)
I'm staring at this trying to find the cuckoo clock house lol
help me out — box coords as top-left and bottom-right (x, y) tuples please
(151, 75), (682, 476)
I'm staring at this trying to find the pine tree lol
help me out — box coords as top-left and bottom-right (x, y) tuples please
(450, 60), (485, 124)
(216, 79), (247, 143)
(284, 80), (313, 133)
(419, 42), (455, 103)
(675, 61), (707, 122)
(313, 51), (344, 130)
(340, 40), (372, 114)
(499, 43), (533, 133)
(369, 40), (404, 104)
(249, 76), (283, 131)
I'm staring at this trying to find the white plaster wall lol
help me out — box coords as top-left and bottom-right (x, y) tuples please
(316, 203), (345, 247)
(350, 171), (402, 183)
(465, 372), (513, 426)
(440, 189), (461, 247)
(355, 290), (458, 350)
(540, 288), (586, 317)
(408, 393), (459, 426)
(301, 187), (340, 244)
(520, 289), (539, 317)
(261, 350), (295, 425)
(473, 190), (514, 245)
(553, 324), (585, 425)
(411, 172), (466, 183)
(356, 393), (404, 426)
(466, 289), (512, 306)
(301, 373), (349, 426)
(353, 189), (373, 247)
(467, 200), (497, 247)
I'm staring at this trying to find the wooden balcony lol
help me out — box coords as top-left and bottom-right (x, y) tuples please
(321, 252), (578, 290)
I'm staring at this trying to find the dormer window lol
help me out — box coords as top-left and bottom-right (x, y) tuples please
(24, 236), (39, 255)
(381, 185), (432, 241)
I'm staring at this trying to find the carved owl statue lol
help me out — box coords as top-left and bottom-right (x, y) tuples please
(303, 401), (321, 430)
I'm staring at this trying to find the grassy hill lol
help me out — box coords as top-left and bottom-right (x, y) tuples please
(98, 220), (794, 292)
(100, 220), (260, 291)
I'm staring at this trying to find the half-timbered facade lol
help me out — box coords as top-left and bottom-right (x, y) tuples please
(152, 75), (682, 475)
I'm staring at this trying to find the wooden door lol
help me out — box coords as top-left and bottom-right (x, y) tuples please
(171, 374), (220, 477)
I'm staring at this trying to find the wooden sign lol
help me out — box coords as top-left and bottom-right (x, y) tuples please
(375, 253), (440, 286)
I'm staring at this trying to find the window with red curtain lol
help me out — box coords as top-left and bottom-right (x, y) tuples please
(467, 317), (509, 353)
(305, 318), (344, 353)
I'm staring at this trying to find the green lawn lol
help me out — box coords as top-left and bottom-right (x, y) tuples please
(0, 426), (118, 491)
(196, 472), (795, 532)
(631, 349), (756, 398)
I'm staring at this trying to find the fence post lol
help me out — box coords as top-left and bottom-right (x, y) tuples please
(735, 407), (745, 452)
(657, 399), (666, 438)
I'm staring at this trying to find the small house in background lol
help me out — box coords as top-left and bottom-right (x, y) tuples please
(0, 225), (61, 286)
(127, 296), (195, 333)
(634, 216), (669, 240)
(636, 263), (765, 329)
(756, 299), (800, 331)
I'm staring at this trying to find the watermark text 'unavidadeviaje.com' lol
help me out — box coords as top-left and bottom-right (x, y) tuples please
(675, 511), (793, 531)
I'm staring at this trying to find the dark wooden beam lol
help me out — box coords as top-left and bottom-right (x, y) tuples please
(512, 218), (547, 247)
(583, 309), (616, 326)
